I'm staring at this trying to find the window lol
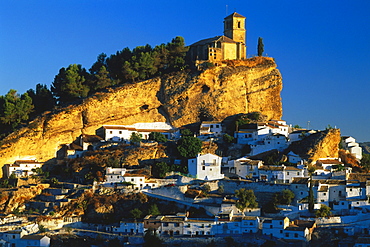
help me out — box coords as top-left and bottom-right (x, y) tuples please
(285, 233), (289, 237)
(163, 223), (169, 227)
(280, 221), (283, 225)
(237, 21), (241, 28)
(297, 172), (300, 175)
(294, 233), (298, 238)
(270, 225), (273, 228)
(210, 168), (212, 171)
(323, 193), (326, 195)
(202, 166), (205, 170)
(119, 131), (122, 134)
(110, 131), (113, 134)
(280, 230), (283, 233)
(210, 125), (214, 128)
(131, 178), (134, 181)
(287, 172), (290, 175)
(174, 223), (179, 227)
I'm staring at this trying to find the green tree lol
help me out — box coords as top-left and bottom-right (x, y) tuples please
(235, 188), (258, 211)
(217, 184), (225, 194)
(203, 184), (211, 193)
(50, 177), (59, 186)
(144, 228), (163, 247)
(315, 204), (332, 217)
(27, 84), (55, 117)
(149, 132), (168, 143)
(361, 153), (370, 171)
(90, 66), (113, 92)
(130, 208), (143, 219)
(130, 132), (142, 144)
(308, 174), (315, 213)
(0, 89), (34, 130)
(165, 36), (188, 71)
(148, 204), (160, 216)
(180, 128), (193, 137)
(223, 134), (235, 143)
(51, 64), (90, 104)
(274, 189), (295, 205)
(257, 37), (264, 56)
(152, 162), (171, 178)
(177, 136), (202, 158)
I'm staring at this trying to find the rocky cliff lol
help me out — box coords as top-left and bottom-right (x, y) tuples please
(0, 57), (282, 175)
(285, 128), (341, 163)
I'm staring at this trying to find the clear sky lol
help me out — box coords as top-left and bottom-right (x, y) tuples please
(1, 0), (370, 142)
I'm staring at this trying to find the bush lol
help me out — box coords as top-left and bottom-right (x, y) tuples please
(223, 134), (235, 143)
(149, 132), (168, 142)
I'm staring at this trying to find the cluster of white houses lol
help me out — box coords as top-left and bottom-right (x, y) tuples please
(106, 213), (316, 242)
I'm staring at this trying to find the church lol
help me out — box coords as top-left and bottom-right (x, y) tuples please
(188, 12), (247, 65)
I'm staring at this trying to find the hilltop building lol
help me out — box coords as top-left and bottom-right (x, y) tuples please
(188, 12), (246, 65)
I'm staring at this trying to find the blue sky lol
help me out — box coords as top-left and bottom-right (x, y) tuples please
(1, 0), (370, 142)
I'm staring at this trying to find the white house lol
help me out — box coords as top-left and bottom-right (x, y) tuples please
(4, 160), (43, 178)
(288, 130), (317, 143)
(235, 120), (289, 145)
(262, 217), (290, 238)
(283, 220), (316, 242)
(286, 151), (302, 164)
(106, 220), (144, 235)
(341, 136), (363, 161)
(183, 218), (215, 236)
(199, 121), (222, 137)
(224, 158), (262, 179)
(19, 235), (50, 247)
(258, 165), (304, 183)
(188, 153), (224, 180)
(249, 133), (289, 156)
(103, 167), (157, 190)
(97, 122), (180, 143)
(0, 230), (50, 247)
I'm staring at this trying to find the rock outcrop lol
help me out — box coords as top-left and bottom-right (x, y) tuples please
(0, 183), (50, 213)
(0, 57), (282, 175)
(285, 128), (341, 163)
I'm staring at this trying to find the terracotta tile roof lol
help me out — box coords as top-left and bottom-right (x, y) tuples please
(21, 235), (47, 240)
(225, 12), (246, 19)
(318, 186), (328, 192)
(202, 121), (221, 124)
(259, 165), (301, 171)
(190, 36), (238, 46)
(14, 160), (40, 164)
(291, 177), (309, 184)
(316, 159), (343, 165)
(82, 134), (103, 143)
(348, 173), (370, 182)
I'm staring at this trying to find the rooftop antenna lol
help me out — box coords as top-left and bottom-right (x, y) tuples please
(307, 121), (310, 130)
(226, 5), (228, 15)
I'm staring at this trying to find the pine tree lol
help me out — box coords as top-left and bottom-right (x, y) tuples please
(258, 37), (264, 56)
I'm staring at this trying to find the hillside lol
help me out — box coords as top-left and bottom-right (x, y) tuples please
(0, 57), (282, 176)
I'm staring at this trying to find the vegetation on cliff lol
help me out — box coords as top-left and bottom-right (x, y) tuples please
(0, 36), (188, 138)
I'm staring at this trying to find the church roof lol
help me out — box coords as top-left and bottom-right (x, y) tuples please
(190, 35), (237, 47)
(225, 12), (246, 19)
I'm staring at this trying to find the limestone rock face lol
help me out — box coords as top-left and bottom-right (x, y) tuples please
(286, 129), (341, 163)
(0, 57), (282, 176)
(0, 184), (50, 213)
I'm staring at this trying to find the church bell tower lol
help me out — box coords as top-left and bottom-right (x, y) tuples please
(224, 12), (246, 58)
